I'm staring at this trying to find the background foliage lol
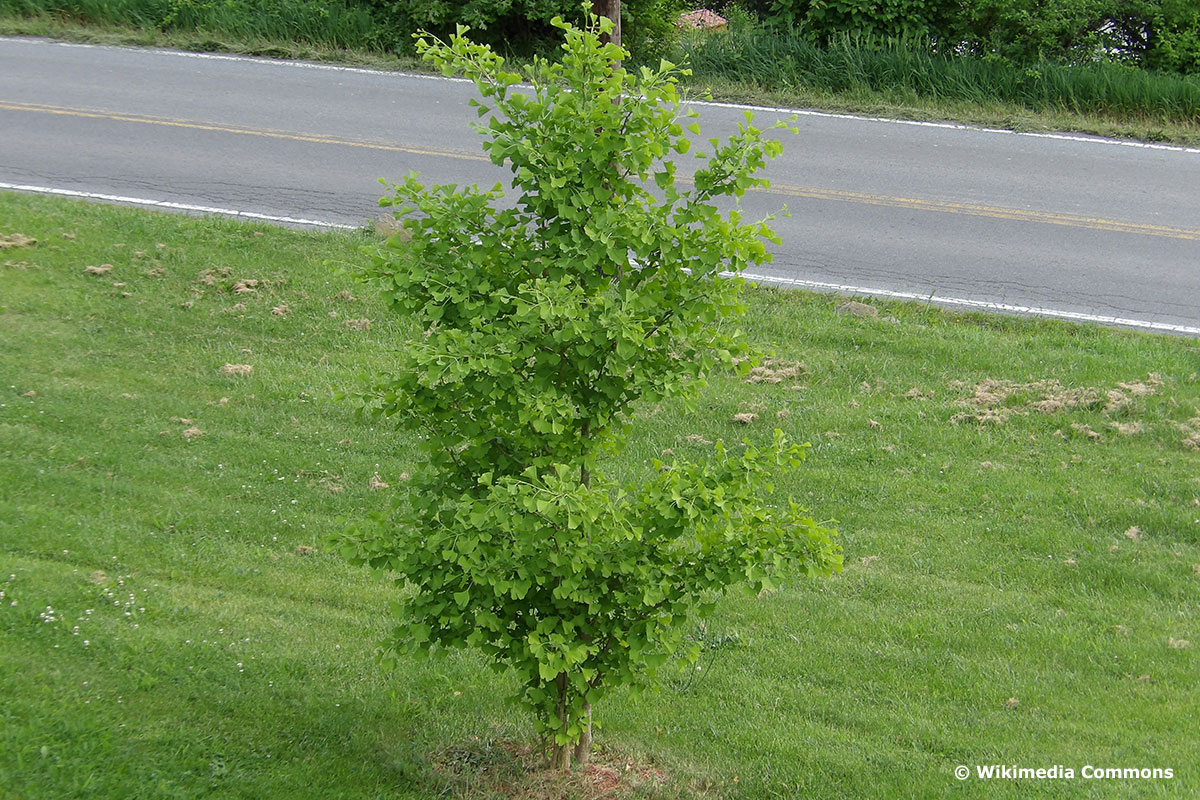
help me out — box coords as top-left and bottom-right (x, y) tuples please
(5, 0), (1197, 74)
(753, 0), (1200, 72)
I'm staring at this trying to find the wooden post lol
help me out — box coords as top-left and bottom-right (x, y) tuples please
(592, 0), (621, 50)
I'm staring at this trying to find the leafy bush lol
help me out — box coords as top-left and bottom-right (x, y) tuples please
(355, 0), (690, 59)
(1112, 0), (1200, 74)
(950, 0), (1117, 65)
(767, 0), (961, 44)
(758, 0), (1200, 73)
(339, 14), (840, 769)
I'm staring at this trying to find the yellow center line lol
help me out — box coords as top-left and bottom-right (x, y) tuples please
(0, 100), (493, 163)
(5, 99), (1199, 241)
(762, 183), (1200, 240)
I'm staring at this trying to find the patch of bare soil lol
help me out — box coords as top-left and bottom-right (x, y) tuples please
(428, 738), (667, 800)
(834, 300), (878, 318)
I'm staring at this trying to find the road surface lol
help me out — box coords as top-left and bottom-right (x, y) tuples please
(1, 36), (1198, 334)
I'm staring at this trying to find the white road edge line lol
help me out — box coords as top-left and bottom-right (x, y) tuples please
(6, 36), (1200, 156)
(735, 272), (1200, 336)
(0, 182), (359, 229)
(3, 180), (1195, 336)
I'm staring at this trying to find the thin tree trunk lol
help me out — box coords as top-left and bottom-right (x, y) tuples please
(572, 701), (593, 766)
(551, 672), (572, 771)
(592, 0), (621, 51)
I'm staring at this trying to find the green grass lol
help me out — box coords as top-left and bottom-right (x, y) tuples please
(0, 0), (386, 51)
(2, 191), (1199, 799)
(680, 28), (1200, 145)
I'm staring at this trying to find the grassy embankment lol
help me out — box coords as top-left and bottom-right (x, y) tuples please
(2, 191), (1199, 798)
(2, 1), (1200, 146)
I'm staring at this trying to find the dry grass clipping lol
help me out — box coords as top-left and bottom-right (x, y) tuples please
(220, 363), (253, 377)
(948, 374), (1163, 427)
(0, 233), (37, 249)
(744, 359), (804, 385)
(231, 279), (262, 294)
(1180, 417), (1200, 450)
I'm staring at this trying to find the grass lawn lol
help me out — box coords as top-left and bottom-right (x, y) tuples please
(1, 191), (1198, 799)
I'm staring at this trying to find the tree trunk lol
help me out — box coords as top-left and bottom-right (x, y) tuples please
(572, 701), (593, 766)
(551, 672), (572, 771)
(592, 0), (621, 50)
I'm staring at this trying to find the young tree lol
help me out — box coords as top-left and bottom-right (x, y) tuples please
(339, 13), (841, 770)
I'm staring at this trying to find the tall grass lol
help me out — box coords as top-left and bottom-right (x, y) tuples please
(0, 0), (384, 51)
(680, 27), (1200, 125)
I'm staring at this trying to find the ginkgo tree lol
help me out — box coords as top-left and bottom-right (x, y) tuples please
(338, 12), (841, 771)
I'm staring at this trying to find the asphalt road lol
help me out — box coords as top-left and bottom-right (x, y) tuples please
(2, 36), (1199, 334)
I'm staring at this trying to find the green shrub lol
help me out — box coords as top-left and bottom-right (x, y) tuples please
(1112, 0), (1200, 74)
(339, 14), (840, 770)
(767, 0), (961, 44)
(354, 0), (690, 59)
(949, 0), (1117, 65)
(758, 0), (1200, 74)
